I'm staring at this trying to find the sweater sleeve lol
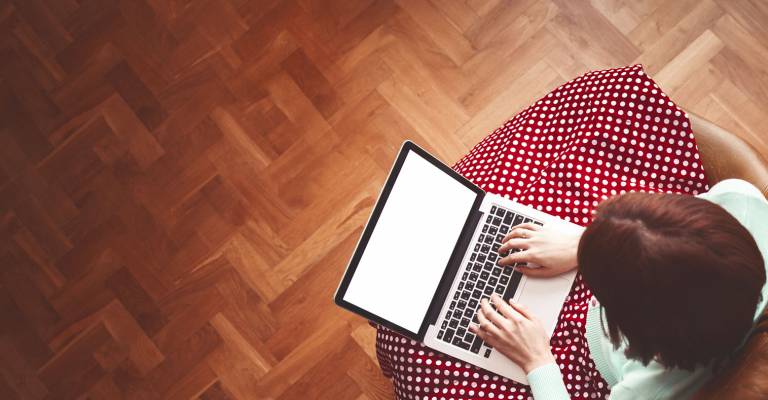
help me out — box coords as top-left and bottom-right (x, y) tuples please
(526, 363), (571, 400)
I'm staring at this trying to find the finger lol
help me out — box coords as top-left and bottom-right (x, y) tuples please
(468, 323), (484, 337)
(509, 300), (535, 321)
(470, 323), (494, 346)
(515, 265), (554, 277)
(476, 307), (502, 336)
(502, 226), (536, 243)
(511, 222), (542, 232)
(480, 298), (508, 327)
(497, 251), (530, 266)
(491, 294), (522, 323)
(499, 238), (529, 253)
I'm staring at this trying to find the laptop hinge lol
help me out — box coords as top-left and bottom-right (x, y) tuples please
(425, 208), (484, 327)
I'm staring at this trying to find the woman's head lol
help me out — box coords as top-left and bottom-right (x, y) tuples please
(578, 192), (765, 370)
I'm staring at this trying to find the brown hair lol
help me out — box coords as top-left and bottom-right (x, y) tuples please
(578, 192), (765, 370)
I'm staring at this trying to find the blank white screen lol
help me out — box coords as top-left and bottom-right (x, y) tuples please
(343, 150), (477, 333)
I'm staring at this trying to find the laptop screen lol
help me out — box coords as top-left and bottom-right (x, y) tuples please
(342, 149), (478, 333)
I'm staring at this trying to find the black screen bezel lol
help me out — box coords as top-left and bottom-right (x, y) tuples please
(333, 140), (484, 340)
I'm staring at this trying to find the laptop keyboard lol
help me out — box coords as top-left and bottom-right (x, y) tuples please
(437, 205), (542, 357)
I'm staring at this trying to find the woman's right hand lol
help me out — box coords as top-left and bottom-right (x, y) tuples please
(497, 223), (583, 277)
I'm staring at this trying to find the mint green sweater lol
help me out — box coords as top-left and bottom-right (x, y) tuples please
(527, 179), (768, 399)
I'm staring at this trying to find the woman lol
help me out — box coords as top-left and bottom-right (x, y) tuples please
(374, 65), (740, 399)
(470, 178), (768, 399)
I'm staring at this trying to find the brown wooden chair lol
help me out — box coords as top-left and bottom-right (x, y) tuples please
(688, 112), (768, 399)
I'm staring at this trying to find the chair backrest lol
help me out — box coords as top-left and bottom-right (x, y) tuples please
(688, 113), (768, 197)
(689, 112), (768, 399)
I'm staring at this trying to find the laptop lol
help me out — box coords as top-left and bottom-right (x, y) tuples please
(334, 141), (580, 383)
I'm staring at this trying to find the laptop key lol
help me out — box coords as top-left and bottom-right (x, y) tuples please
(499, 225), (509, 234)
(488, 226), (498, 236)
(492, 243), (501, 252)
(472, 289), (482, 299)
(500, 275), (509, 285)
(512, 215), (524, 226)
(491, 268), (501, 277)
(458, 282), (464, 291)
(477, 254), (487, 263)
(495, 207), (505, 217)
(468, 299), (478, 309)
(472, 263), (482, 272)
(503, 271), (524, 302)
(488, 277), (498, 286)
(482, 224), (489, 233)
(476, 280), (485, 290)
(492, 217), (502, 227)
(494, 285), (504, 295)
(480, 271), (490, 280)
(460, 291), (470, 300)
(449, 319), (459, 328)
(484, 286), (494, 296)
(471, 336), (483, 353)
(453, 337), (471, 350)
(444, 328), (455, 342)
(456, 327), (466, 338)
(503, 213), (514, 225)
(470, 252), (477, 262)
(523, 218), (533, 224)
(487, 252), (498, 262)
(484, 235), (494, 244)
(438, 330), (444, 340)
(458, 300), (467, 309)
(486, 215), (493, 224)
(496, 234), (505, 243)
(460, 318), (470, 328)
(441, 320), (448, 329)
(490, 206), (497, 214)
(484, 348), (492, 358)
(534, 220), (543, 226)
(465, 282), (475, 291)
(481, 244), (491, 254)
(469, 272), (479, 281)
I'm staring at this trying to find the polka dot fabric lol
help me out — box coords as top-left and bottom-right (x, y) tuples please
(373, 65), (710, 400)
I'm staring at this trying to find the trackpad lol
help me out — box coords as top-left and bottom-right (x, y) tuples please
(516, 276), (574, 333)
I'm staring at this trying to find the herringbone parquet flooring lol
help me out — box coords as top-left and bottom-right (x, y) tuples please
(1, 0), (768, 399)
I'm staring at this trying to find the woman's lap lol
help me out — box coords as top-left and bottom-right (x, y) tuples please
(375, 64), (710, 400)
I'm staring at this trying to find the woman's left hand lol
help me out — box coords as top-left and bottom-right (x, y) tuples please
(469, 293), (556, 374)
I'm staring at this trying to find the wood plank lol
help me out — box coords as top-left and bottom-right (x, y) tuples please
(1, 1), (767, 398)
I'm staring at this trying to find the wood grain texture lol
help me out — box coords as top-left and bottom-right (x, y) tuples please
(1, 0), (767, 399)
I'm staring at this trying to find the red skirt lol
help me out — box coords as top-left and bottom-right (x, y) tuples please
(374, 65), (710, 400)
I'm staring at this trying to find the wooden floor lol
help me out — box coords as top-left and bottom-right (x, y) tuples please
(1, 0), (768, 399)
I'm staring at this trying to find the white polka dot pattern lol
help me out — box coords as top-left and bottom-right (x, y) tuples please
(373, 65), (710, 400)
